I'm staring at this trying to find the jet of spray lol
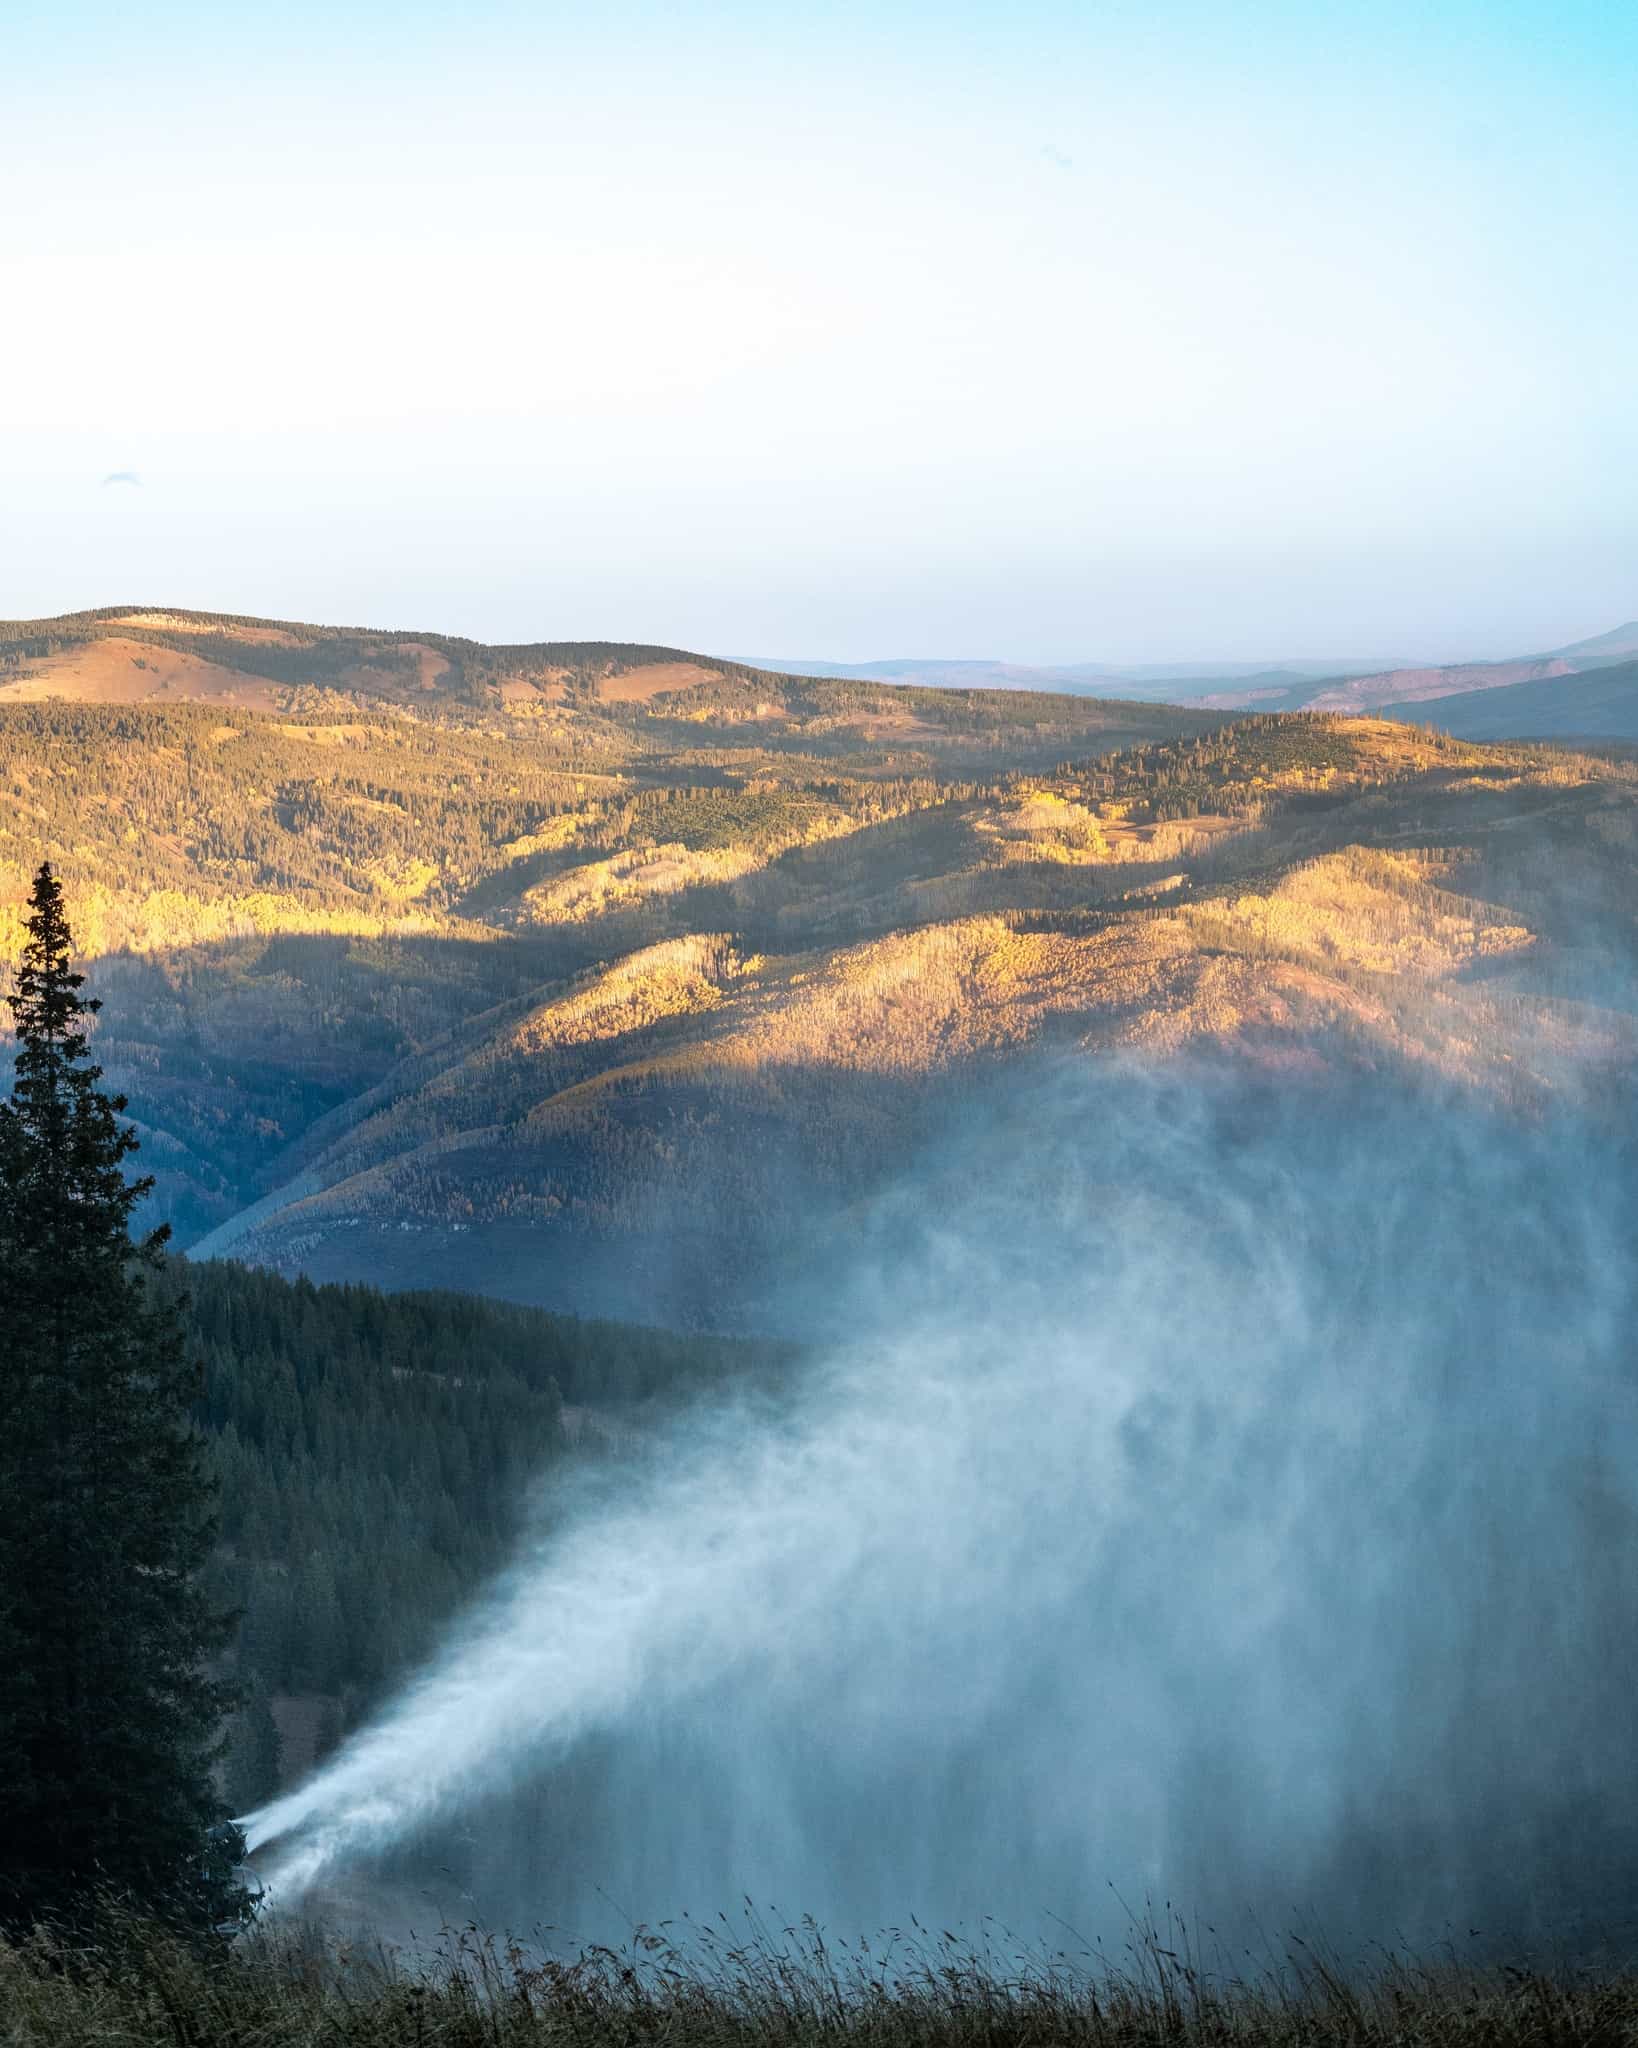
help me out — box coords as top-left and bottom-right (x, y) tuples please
(244, 1067), (1638, 1949)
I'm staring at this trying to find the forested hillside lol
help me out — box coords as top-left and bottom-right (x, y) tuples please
(5, 609), (1638, 1327)
(175, 1259), (783, 1810)
(0, 606), (1199, 743)
(1391, 657), (1638, 740)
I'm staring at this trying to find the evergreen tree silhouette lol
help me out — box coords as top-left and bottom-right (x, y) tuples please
(0, 862), (245, 1931)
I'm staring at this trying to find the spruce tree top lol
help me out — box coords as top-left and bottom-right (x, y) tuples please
(5, 859), (159, 1251)
(10, 859), (96, 1039)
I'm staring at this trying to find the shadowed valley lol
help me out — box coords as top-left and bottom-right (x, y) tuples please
(4, 610), (1638, 1326)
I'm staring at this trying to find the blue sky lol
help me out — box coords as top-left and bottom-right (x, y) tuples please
(3, 1), (1635, 662)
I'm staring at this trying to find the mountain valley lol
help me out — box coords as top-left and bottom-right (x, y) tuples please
(5, 608), (1638, 1325)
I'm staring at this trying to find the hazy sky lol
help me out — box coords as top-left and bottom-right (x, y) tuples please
(4, 1), (1635, 663)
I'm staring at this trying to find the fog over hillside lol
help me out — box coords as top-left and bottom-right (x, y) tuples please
(247, 1063), (1638, 1954)
(8, 607), (1638, 1958)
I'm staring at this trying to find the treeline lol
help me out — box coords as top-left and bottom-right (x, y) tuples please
(610, 666), (1210, 759)
(1060, 713), (1453, 823)
(0, 705), (995, 931)
(0, 702), (1026, 986)
(0, 702), (601, 914)
(0, 608), (783, 708)
(171, 1260), (786, 1807)
(0, 686), (1238, 1249)
(1, 608), (1225, 785)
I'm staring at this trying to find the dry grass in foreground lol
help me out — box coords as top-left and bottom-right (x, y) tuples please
(5, 1911), (1638, 2048)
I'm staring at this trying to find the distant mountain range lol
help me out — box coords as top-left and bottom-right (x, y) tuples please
(744, 655), (1412, 703)
(753, 623), (1638, 727)
(1206, 622), (1638, 718)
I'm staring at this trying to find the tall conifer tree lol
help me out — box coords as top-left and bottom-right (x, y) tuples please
(0, 862), (243, 1930)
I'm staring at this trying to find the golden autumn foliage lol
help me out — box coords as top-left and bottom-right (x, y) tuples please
(3, 611), (1637, 1292)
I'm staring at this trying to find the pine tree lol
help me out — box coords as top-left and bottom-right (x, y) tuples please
(0, 862), (245, 1931)
(223, 1683), (283, 1815)
(311, 1695), (344, 1768)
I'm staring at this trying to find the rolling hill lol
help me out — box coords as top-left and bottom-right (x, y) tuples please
(1195, 622), (1638, 715)
(1388, 655), (1638, 741)
(5, 606), (1638, 1327)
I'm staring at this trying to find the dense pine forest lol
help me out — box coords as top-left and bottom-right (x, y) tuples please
(175, 1260), (787, 1810)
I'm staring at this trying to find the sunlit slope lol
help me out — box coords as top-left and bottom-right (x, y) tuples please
(210, 740), (1638, 1304)
(4, 667), (1637, 1316)
(0, 607), (706, 713)
(0, 662), (1209, 1253)
(0, 605), (1198, 750)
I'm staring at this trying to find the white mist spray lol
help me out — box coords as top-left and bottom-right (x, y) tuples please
(245, 1071), (1638, 1947)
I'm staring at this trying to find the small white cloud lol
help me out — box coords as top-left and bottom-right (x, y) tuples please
(1041, 144), (1073, 172)
(101, 469), (142, 488)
